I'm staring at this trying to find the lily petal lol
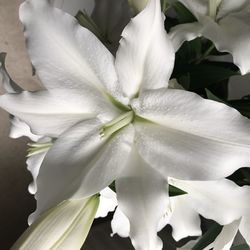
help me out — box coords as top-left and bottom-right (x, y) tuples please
(115, 0), (175, 99)
(171, 178), (250, 225)
(168, 193), (201, 241)
(178, 0), (208, 19)
(111, 204), (170, 239)
(27, 150), (47, 195)
(9, 117), (42, 141)
(217, 0), (249, 19)
(200, 10), (250, 74)
(12, 196), (99, 250)
(169, 22), (203, 51)
(239, 216), (250, 246)
(133, 89), (250, 180)
(31, 120), (134, 222)
(111, 207), (130, 238)
(0, 89), (119, 137)
(19, 0), (127, 103)
(95, 187), (117, 218)
(116, 148), (169, 250)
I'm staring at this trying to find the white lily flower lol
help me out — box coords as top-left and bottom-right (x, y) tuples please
(168, 178), (250, 248)
(1, 0), (250, 249)
(170, 0), (250, 74)
(11, 195), (99, 250)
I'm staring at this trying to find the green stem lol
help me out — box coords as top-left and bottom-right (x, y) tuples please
(161, 0), (170, 13)
(195, 44), (215, 64)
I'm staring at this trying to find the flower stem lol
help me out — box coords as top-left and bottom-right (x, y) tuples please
(195, 44), (215, 64)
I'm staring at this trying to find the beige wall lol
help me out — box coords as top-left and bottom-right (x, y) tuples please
(0, 0), (40, 248)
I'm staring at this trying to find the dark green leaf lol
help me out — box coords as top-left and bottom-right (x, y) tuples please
(175, 61), (239, 91)
(169, 185), (187, 197)
(229, 99), (250, 119)
(207, 79), (229, 99)
(189, 61), (239, 90)
(176, 38), (203, 63)
(109, 182), (116, 192)
(165, 16), (179, 32)
(227, 167), (250, 186)
(192, 223), (223, 250)
(205, 89), (227, 104)
(161, 0), (169, 13)
(231, 244), (250, 250)
(172, 2), (197, 23)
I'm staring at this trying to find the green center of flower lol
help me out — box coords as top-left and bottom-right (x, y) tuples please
(209, 0), (222, 20)
(27, 142), (53, 157)
(101, 111), (134, 138)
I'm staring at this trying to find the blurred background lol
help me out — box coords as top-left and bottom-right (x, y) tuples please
(0, 0), (250, 249)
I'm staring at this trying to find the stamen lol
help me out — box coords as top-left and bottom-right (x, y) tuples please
(27, 142), (53, 157)
(209, 0), (222, 20)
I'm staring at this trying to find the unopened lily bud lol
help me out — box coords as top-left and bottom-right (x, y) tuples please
(11, 195), (99, 250)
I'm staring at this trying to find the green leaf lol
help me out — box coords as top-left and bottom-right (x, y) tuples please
(189, 61), (239, 90)
(205, 89), (227, 104)
(172, 2), (197, 23)
(165, 16), (179, 32)
(109, 182), (116, 192)
(161, 0), (169, 13)
(169, 184), (187, 197)
(176, 61), (239, 91)
(227, 167), (250, 186)
(231, 244), (250, 250)
(192, 223), (223, 250)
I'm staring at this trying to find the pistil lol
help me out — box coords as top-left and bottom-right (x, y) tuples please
(101, 111), (134, 138)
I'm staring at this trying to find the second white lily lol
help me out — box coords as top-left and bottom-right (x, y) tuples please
(170, 0), (250, 74)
